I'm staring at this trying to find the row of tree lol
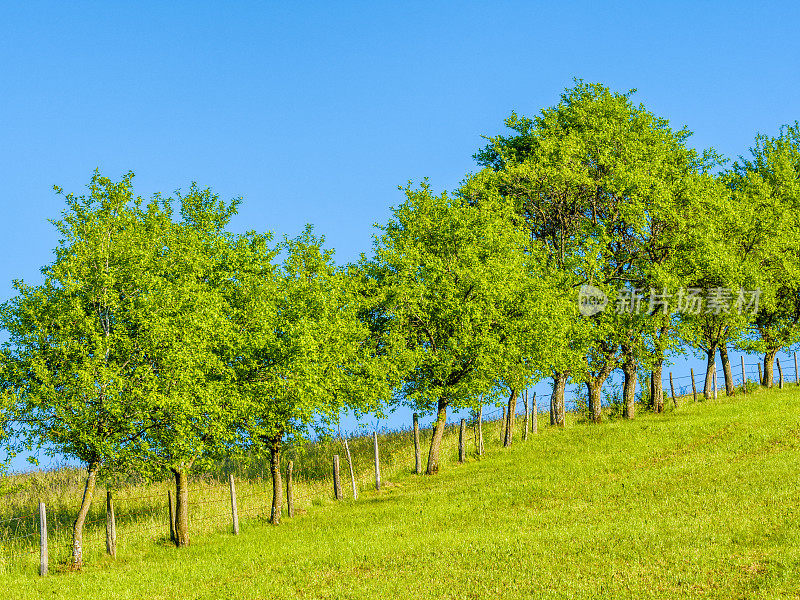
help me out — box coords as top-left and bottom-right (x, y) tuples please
(1, 81), (799, 569)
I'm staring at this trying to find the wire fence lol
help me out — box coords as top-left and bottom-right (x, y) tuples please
(2, 350), (798, 577)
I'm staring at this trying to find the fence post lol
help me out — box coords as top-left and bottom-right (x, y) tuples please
(777, 357), (784, 389)
(168, 489), (176, 543)
(670, 372), (677, 408)
(459, 419), (466, 463)
(523, 391), (529, 442)
(501, 407), (506, 442)
(413, 413), (421, 475)
(795, 352), (799, 385)
(758, 362), (763, 386)
(286, 461), (294, 517)
(39, 501), (48, 577)
(691, 368), (697, 402)
(477, 405), (484, 456)
(333, 455), (342, 500)
(343, 439), (358, 501)
(106, 490), (117, 558)
(531, 392), (538, 434)
(373, 432), (381, 491)
(741, 356), (746, 395)
(228, 474), (239, 535)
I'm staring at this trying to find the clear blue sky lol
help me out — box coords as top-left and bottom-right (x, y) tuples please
(2, 2), (799, 471)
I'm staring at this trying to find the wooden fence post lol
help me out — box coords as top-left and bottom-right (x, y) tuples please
(477, 405), (484, 456)
(670, 372), (677, 407)
(106, 490), (117, 558)
(413, 413), (421, 475)
(343, 439), (358, 500)
(459, 419), (466, 463)
(531, 392), (538, 434)
(373, 432), (381, 491)
(795, 351), (799, 385)
(758, 362), (763, 386)
(691, 368), (697, 402)
(286, 461), (294, 517)
(501, 407), (506, 442)
(741, 356), (747, 394)
(168, 489), (176, 543)
(523, 391), (529, 442)
(39, 502), (48, 577)
(777, 357), (784, 389)
(333, 455), (342, 500)
(229, 474), (239, 535)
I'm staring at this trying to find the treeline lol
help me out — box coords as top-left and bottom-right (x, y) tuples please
(1, 81), (799, 568)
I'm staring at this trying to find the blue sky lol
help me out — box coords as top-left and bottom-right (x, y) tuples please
(2, 2), (799, 470)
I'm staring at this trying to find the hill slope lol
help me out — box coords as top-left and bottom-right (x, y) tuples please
(3, 388), (800, 599)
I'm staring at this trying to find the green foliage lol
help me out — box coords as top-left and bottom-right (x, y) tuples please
(727, 123), (800, 356)
(226, 225), (388, 456)
(470, 80), (724, 387)
(366, 182), (560, 416)
(0, 172), (172, 478)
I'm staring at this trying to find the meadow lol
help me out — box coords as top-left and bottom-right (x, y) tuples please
(1, 388), (799, 599)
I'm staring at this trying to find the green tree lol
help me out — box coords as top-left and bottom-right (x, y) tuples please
(368, 183), (560, 472)
(0, 172), (169, 567)
(226, 227), (385, 523)
(472, 81), (720, 421)
(129, 185), (243, 547)
(727, 123), (800, 386)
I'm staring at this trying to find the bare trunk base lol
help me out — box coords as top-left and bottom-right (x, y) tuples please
(71, 462), (99, 569)
(270, 437), (283, 524)
(586, 381), (603, 424)
(763, 350), (777, 388)
(426, 397), (448, 475)
(623, 364), (636, 419)
(173, 468), (190, 547)
(504, 389), (517, 447)
(551, 373), (566, 427)
(703, 346), (717, 399)
(719, 344), (735, 396)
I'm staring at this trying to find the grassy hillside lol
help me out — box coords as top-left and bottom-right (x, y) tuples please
(2, 388), (800, 599)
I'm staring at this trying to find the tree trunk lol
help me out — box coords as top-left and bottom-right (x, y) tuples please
(172, 467), (190, 547)
(719, 343), (735, 396)
(477, 404), (484, 456)
(651, 361), (664, 413)
(426, 396), (448, 475)
(270, 435), (283, 524)
(586, 380), (603, 424)
(531, 392), (538, 434)
(703, 345), (717, 399)
(622, 360), (637, 420)
(551, 372), (566, 427)
(522, 391), (529, 442)
(504, 389), (517, 447)
(71, 461), (99, 569)
(763, 350), (777, 388)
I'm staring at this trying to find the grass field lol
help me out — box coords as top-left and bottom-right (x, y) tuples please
(2, 388), (800, 599)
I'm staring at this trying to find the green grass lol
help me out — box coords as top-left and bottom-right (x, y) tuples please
(2, 388), (800, 599)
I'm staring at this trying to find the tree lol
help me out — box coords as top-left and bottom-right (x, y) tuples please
(727, 123), (800, 385)
(226, 227), (384, 523)
(129, 185), (243, 547)
(0, 172), (168, 567)
(368, 182), (560, 473)
(472, 81), (718, 421)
